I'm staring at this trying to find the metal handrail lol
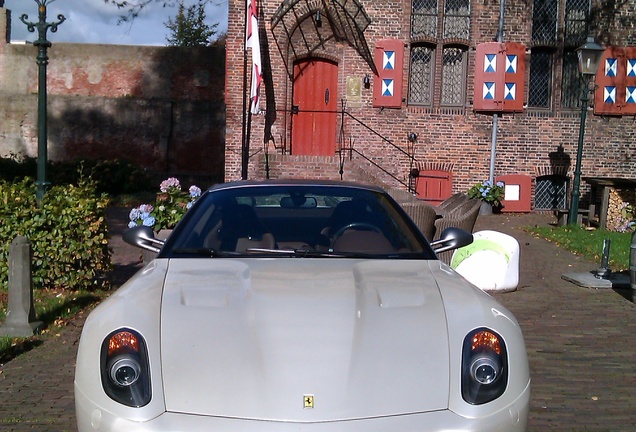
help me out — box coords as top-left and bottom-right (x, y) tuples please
(275, 102), (421, 191)
(342, 111), (413, 159)
(339, 147), (409, 188)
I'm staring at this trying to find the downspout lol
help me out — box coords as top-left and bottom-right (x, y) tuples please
(489, 0), (505, 183)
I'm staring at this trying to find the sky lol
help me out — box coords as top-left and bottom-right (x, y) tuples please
(4, 0), (228, 46)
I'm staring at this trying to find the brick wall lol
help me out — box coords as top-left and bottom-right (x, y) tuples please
(225, 0), (636, 207)
(0, 6), (226, 184)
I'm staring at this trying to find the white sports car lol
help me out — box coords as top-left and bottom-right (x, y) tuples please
(75, 180), (530, 431)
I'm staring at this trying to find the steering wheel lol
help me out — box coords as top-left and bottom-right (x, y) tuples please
(331, 222), (383, 245)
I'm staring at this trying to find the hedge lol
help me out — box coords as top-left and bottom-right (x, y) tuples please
(0, 177), (112, 292)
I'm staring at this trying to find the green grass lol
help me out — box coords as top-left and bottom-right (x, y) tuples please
(525, 224), (633, 271)
(0, 288), (108, 364)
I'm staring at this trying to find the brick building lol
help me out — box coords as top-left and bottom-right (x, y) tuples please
(225, 0), (636, 211)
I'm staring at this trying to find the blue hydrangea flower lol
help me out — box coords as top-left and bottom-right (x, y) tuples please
(189, 186), (202, 198)
(129, 208), (141, 221)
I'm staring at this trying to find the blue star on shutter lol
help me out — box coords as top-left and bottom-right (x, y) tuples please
(604, 86), (616, 103)
(383, 51), (395, 70)
(484, 54), (496, 73)
(382, 79), (394, 96)
(504, 83), (516, 100)
(506, 55), (517, 73)
(627, 87), (636, 104)
(605, 58), (617, 77)
(628, 59), (636, 77)
(483, 82), (495, 100)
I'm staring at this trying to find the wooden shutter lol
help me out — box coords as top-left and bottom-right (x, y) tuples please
(373, 39), (404, 108)
(474, 42), (526, 113)
(595, 47), (636, 116)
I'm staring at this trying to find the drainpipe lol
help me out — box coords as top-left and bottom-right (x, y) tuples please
(489, 0), (505, 183)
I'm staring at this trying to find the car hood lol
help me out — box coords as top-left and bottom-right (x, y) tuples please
(160, 258), (450, 421)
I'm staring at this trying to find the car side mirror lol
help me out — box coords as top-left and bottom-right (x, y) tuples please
(123, 225), (165, 253)
(430, 227), (473, 253)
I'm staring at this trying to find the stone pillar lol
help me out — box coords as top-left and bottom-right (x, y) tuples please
(0, 236), (43, 337)
(0, 2), (8, 44)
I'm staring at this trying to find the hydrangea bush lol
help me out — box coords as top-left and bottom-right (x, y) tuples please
(613, 202), (635, 232)
(129, 178), (201, 231)
(467, 180), (505, 207)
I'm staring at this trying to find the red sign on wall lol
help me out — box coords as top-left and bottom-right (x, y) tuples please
(473, 42), (526, 113)
(594, 47), (636, 116)
(373, 39), (404, 108)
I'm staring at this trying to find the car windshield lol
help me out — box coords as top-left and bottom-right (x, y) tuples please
(160, 184), (435, 259)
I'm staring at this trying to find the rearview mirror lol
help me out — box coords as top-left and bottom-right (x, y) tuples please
(123, 225), (165, 253)
(430, 227), (473, 253)
(280, 196), (317, 209)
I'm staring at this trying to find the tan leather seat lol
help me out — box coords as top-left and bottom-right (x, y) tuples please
(213, 204), (276, 252)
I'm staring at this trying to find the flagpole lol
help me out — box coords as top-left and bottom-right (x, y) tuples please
(240, 0), (249, 180)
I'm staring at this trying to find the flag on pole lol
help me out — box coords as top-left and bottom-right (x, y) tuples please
(246, 0), (262, 114)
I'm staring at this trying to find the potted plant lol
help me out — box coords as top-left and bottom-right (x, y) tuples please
(128, 177), (202, 233)
(467, 180), (504, 214)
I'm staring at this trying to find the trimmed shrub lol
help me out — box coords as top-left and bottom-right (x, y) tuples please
(0, 177), (112, 292)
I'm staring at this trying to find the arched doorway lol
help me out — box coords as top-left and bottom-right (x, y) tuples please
(291, 59), (338, 156)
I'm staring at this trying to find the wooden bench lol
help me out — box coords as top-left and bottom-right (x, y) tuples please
(555, 204), (596, 226)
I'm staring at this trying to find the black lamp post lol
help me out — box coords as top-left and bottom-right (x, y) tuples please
(568, 35), (605, 225)
(20, 1), (65, 203)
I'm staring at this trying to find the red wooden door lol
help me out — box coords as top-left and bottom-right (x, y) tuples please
(292, 59), (338, 155)
(416, 170), (453, 204)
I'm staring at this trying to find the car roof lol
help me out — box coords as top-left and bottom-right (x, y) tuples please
(206, 179), (388, 194)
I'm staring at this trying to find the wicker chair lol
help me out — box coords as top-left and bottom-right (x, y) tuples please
(401, 201), (438, 242)
(436, 192), (470, 213)
(387, 187), (416, 204)
(433, 198), (482, 264)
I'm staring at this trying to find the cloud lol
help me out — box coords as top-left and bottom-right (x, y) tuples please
(5, 0), (228, 46)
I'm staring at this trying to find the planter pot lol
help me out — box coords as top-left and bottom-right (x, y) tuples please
(479, 201), (493, 215)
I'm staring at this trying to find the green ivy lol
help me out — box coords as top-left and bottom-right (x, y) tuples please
(0, 177), (112, 292)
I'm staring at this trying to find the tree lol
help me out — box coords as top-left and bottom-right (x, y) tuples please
(105, 0), (222, 25)
(164, 0), (217, 47)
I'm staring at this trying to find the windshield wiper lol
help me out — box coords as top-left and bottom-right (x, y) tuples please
(171, 247), (229, 257)
(244, 248), (344, 257)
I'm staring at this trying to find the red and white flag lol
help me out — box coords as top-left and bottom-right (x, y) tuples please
(246, 0), (262, 114)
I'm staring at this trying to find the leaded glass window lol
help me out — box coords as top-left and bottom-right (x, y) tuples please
(528, 48), (553, 108)
(443, 0), (470, 40)
(408, 45), (434, 105)
(411, 0), (438, 39)
(561, 49), (582, 108)
(531, 0), (558, 44)
(535, 175), (569, 209)
(564, 0), (590, 47)
(441, 47), (466, 106)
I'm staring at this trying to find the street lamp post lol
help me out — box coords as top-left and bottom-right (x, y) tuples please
(20, 1), (65, 203)
(568, 35), (605, 225)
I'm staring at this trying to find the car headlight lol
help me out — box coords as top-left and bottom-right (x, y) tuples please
(461, 328), (508, 405)
(100, 328), (151, 407)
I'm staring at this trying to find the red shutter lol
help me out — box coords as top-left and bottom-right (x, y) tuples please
(502, 43), (526, 112)
(373, 39), (404, 108)
(474, 42), (526, 113)
(595, 47), (636, 116)
(626, 47), (636, 115)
